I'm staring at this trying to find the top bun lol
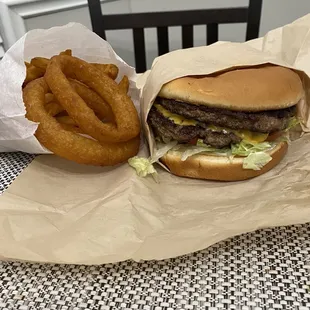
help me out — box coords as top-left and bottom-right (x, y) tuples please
(158, 65), (304, 112)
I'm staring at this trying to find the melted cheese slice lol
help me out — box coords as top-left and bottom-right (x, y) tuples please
(154, 104), (197, 126)
(154, 104), (268, 143)
(207, 125), (268, 144)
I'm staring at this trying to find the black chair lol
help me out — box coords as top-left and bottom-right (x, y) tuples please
(87, 0), (263, 73)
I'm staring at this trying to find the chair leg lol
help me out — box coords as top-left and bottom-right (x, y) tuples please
(133, 28), (147, 73)
(246, 0), (263, 40)
(182, 25), (194, 49)
(87, 0), (106, 40)
(207, 23), (218, 45)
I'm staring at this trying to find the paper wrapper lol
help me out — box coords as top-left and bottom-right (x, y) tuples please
(0, 22), (139, 153)
(140, 17), (310, 159)
(1, 16), (310, 265)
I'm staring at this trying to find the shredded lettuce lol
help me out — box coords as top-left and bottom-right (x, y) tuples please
(175, 139), (275, 170)
(129, 138), (277, 178)
(231, 140), (273, 156)
(276, 116), (301, 145)
(196, 139), (230, 153)
(129, 129), (288, 178)
(286, 116), (300, 131)
(128, 140), (178, 181)
(177, 140), (230, 161)
(151, 140), (178, 163)
(243, 152), (272, 170)
(128, 156), (158, 178)
(181, 146), (215, 161)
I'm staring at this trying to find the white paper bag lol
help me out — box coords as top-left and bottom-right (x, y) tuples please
(0, 22), (139, 153)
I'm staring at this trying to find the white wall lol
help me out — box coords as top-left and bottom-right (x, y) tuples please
(3, 0), (310, 68)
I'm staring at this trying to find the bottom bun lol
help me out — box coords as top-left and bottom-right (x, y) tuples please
(160, 142), (288, 182)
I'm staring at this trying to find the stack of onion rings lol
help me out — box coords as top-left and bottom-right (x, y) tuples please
(23, 50), (141, 166)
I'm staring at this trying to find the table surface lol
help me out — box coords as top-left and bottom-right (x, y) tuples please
(0, 152), (309, 310)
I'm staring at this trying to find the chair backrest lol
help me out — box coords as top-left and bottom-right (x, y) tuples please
(87, 0), (263, 73)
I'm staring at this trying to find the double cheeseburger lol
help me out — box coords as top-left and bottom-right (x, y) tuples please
(147, 65), (304, 181)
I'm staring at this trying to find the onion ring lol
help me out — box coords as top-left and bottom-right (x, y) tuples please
(24, 61), (31, 69)
(45, 102), (81, 133)
(56, 115), (76, 126)
(23, 65), (45, 86)
(69, 79), (114, 122)
(44, 55), (140, 143)
(46, 101), (64, 116)
(59, 49), (72, 56)
(92, 63), (119, 80)
(118, 75), (129, 94)
(25, 50), (72, 86)
(59, 123), (82, 133)
(30, 57), (49, 71)
(45, 80), (115, 122)
(23, 78), (140, 166)
(45, 93), (55, 104)
(30, 57), (119, 80)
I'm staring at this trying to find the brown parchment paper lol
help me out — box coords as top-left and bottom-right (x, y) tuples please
(1, 15), (310, 265)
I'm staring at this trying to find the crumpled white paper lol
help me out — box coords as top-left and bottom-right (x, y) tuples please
(0, 22), (139, 153)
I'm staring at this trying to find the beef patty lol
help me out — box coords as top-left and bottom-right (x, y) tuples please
(148, 107), (241, 148)
(159, 98), (296, 133)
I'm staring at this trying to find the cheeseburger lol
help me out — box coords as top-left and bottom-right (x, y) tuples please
(147, 65), (304, 181)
